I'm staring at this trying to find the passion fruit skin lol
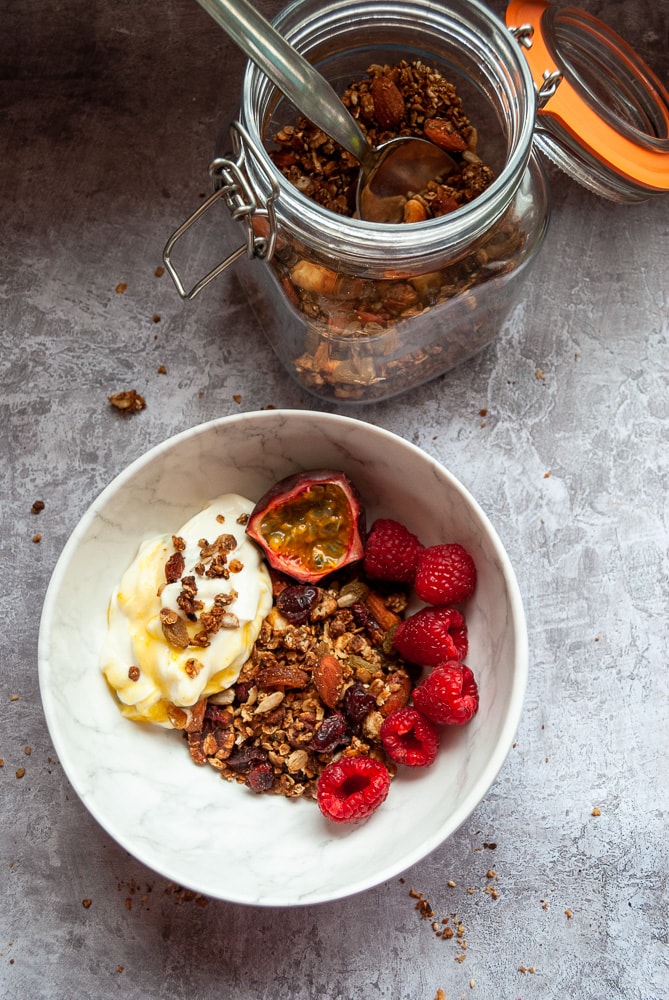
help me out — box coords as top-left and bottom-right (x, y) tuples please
(246, 469), (366, 584)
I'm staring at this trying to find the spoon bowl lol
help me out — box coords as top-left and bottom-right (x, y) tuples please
(197, 0), (457, 223)
(357, 137), (457, 223)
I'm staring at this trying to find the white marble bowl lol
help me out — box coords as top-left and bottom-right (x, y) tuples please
(38, 410), (527, 906)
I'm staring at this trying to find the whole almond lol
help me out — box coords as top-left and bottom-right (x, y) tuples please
(365, 591), (403, 632)
(313, 654), (345, 708)
(403, 199), (427, 224)
(256, 664), (309, 690)
(377, 670), (412, 717)
(423, 118), (467, 152)
(371, 76), (405, 129)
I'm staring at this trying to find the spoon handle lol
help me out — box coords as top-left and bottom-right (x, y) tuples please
(196, 0), (372, 167)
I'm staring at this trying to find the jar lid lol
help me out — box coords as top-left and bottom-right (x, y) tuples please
(506, 0), (669, 200)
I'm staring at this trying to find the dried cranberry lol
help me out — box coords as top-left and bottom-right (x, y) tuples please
(226, 746), (269, 774)
(245, 761), (275, 793)
(234, 681), (252, 703)
(276, 584), (319, 624)
(310, 713), (351, 753)
(351, 601), (384, 643)
(342, 682), (376, 728)
(204, 704), (231, 727)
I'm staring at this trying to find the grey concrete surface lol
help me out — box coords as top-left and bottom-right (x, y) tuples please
(1, 0), (668, 997)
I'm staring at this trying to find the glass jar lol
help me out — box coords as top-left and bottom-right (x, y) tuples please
(163, 0), (667, 403)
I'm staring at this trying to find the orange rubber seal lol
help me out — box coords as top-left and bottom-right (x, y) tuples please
(506, 0), (669, 192)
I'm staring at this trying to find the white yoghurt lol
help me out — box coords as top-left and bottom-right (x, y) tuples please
(101, 494), (272, 726)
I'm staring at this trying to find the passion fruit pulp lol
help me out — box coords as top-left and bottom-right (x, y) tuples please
(246, 469), (366, 583)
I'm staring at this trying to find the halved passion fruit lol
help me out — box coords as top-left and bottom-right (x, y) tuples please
(246, 469), (366, 583)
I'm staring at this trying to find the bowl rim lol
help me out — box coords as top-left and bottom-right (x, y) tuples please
(38, 409), (528, 905)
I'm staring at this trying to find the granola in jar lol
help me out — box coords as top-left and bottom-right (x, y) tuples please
(256, 60), (528, 401)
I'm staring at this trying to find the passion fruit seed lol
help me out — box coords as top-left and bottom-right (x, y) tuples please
(246, 470), (365, 583)
(261, 483), (351, 571)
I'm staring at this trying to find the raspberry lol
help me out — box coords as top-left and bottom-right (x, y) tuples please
(380, 707), (439, 767)
(414, 543), (477, 605)
(392, 605), (468, 666)
(363, 518), (424, 583)
(317, 755), (391, 823)
(412, 661), (479, 726)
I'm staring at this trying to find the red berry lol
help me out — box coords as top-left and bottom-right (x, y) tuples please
(380, 707), (439, 767)
(412, 661), (479, 726)
(392, 605), (468, 666)
(414, 543), (477, 605)
(317, 755), (391, 823)
(363, 518), (424, 583)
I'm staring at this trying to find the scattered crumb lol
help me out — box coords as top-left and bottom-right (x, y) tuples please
(15, 768), (25, 779)
(479, 408), (487, 417)
(154, 266), (165, 277)
(117, 965), (124, 973)
(82, 899), (92, 909)
(157, 365), (167, 375)
(565, 908), (573, 919)
(543, 471), (551, 478)
(164, 882), (208, 906)
(108, 389), (146, 414)
(448, 880), (456, 888)
(31, 500), (45, 514)
(469, 979), (476, 989)
(9, 695), (19, 702)
(233, 394), (242, 403)
(435, 990), (446, 1000)
(115, 282), (127, 294)
(0, 759), (4, 767)
(483, 842), (496, 850)
(408, 887), (467, 958)
(32, 534), (41, 543)
(152, 314), (161, 323)
(592, 807), (601, 816)
(23, 747), (31, 756)
(535, 368), (546, 380)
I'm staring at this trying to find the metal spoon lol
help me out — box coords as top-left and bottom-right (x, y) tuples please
(195, 0), (456, 223)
